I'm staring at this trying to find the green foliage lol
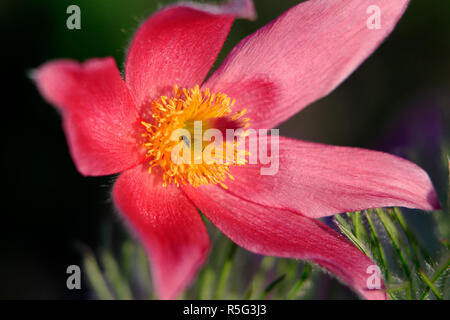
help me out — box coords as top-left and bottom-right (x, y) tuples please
(334, 208), (449, 300)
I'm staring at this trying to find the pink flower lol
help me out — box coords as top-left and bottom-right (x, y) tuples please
(34, 0), (439, 300)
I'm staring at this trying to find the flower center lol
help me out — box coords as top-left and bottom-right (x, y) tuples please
(141, 85), (250, 188)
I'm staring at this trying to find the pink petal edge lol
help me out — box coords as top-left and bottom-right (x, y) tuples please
(225, 136), (440, 219)
(206, 0), (410, 129)
(33, 58), (146, 176)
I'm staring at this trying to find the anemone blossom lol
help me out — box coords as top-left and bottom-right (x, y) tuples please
(34, 0), (439, 300)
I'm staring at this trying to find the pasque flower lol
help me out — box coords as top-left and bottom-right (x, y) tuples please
(34, 0), (440, 300)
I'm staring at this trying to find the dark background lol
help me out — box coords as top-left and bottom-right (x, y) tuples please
(1, 0), (449, 299)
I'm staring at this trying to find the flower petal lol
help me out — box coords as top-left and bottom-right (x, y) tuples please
(33, 58), (146, 176)
(183, 184), (387, 300)
(125, 0), (255, 112)
(205, 0), (410, 128)
(225, 136), (440, 218)
(113, 165), (210, 300)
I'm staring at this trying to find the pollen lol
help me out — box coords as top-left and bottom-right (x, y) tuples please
(141, 85), (250, 188)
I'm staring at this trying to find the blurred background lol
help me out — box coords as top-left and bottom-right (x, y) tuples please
(1, 0), (449, 299)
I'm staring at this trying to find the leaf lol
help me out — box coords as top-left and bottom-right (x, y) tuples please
(81, 246), (114, 300)
(243, 285), (253, 300)
(100, 249), (133, 300)
(350, 211), (368, 243)
(259, 274), (286, 300)
(335, 214), (369, 256)
(392, 208), (429, 268)
(287, 263), (312, 300)
(366, 210), (390, 282)
(214, 242), (238, 299)
(135, 245), (153, 299)
(198, 267), (215, 300)
(120, 240), (134, 281)
(420, 258), (450, 300)
(376, 209), (415, 299)
(247, 256), (276, 300)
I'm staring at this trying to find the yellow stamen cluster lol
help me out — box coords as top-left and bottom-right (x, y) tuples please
(141, 85), (249, 188)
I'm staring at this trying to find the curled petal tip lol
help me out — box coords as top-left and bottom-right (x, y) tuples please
(224, 0), (256, 20)
(225, 137), (442, 218)
(177, 0), (256, 20)
(427, 190), (441, 211)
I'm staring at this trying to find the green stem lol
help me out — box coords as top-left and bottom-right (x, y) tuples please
(258, 275), (285, 300)
(286, 263), (312, 300)
(82, 248), (114, 300)
(419, 270), (443, 300)
(214, 242), (238, 299)
(351, 211), (367, 242)
(376, 209), (415, 299)
(335, 215), (369, 256)
(420, 258), (449, 299)
(247, 256), (276, 300)
(101, 250), (133, 300)
(198, 267), (215, 300)
(392, 208), (425, 268)
(366, 210), (390, 283)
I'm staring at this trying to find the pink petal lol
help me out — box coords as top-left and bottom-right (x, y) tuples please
(113, 165), (210, 300)
(183, 184), (387, 300)
(33, 58), (146, 176)
(226, 136), (440, 218)
(125, 0), (255, 112)
(205, 0), (410, 128)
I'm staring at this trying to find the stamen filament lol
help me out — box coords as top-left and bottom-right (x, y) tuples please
(141, 85), (250, 188)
